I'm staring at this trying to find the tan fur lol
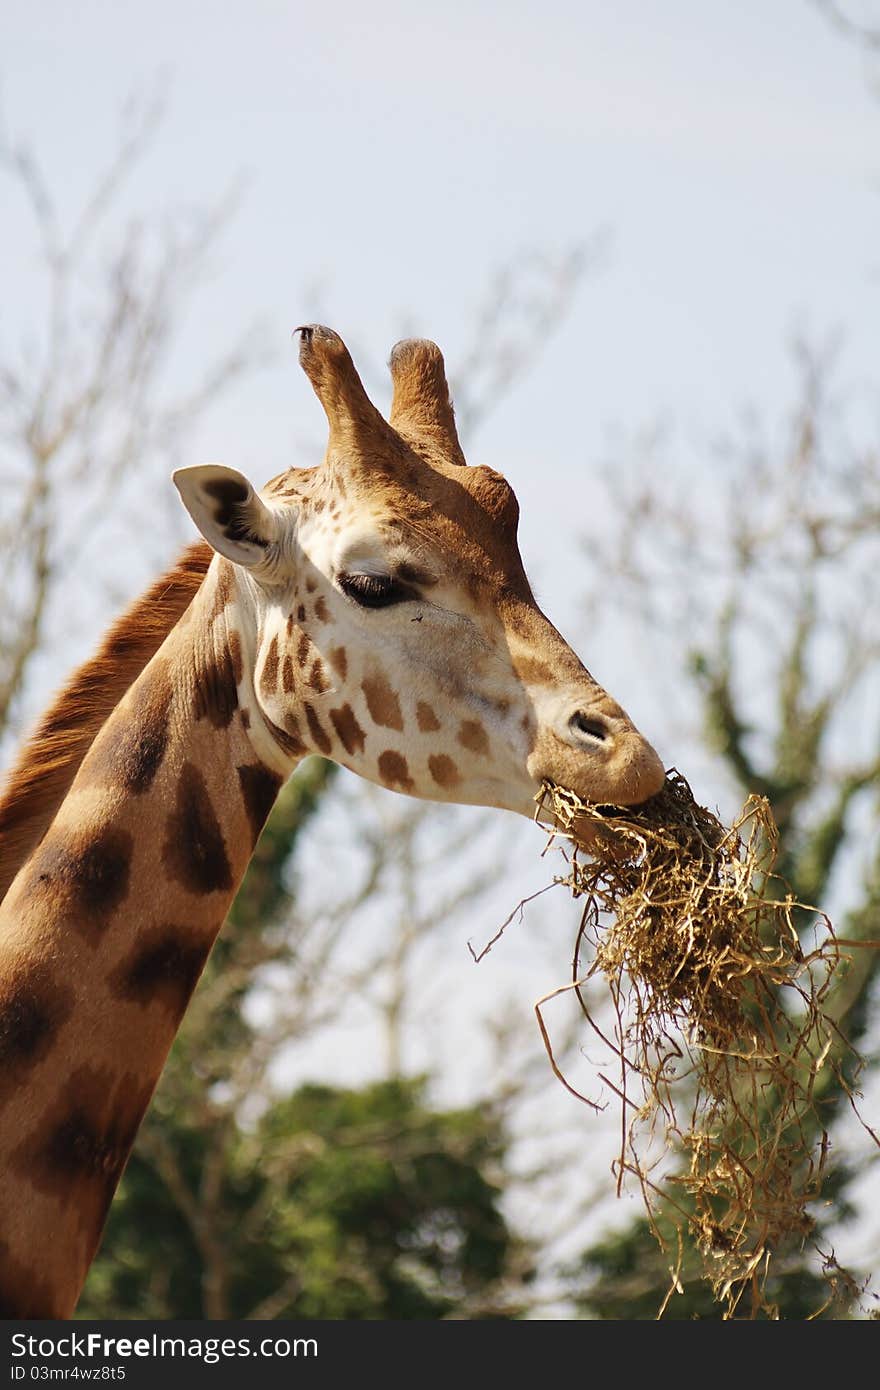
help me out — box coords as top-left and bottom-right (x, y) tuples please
(0, 541), (212, 905)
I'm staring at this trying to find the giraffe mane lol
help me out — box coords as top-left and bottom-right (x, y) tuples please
(0, 540), (213, 905)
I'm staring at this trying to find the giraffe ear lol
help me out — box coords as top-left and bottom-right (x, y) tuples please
(172, 464), (280, 568)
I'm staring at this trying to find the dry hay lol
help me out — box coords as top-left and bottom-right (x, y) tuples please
(521, 770), (878, 1319)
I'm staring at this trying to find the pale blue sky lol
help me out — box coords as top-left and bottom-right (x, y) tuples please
(4, 3), (878, 649)
(5, 4), (878, 480)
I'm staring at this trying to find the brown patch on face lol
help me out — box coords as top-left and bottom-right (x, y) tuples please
(14, 1063), (155, 1262)
(0, 961), (75, 1106)
(428, 754), (460, 788)
(260, 634), (280, 698)
(329, 704), (366, 756)
(329, 645), (348, 680)
(362, 675), (403, 731)
(237, 763), (283, 844)
(377, 750), (413, 792)
(33, 826), (133, 937)
(282, 655), (296, 693)
(88, 661), (173, 795)
(163, 762), (232, 896)
(513, 656), (557, 687)
(306, 577), (317, 594)
(458, 719), (489, 757)
(304, 703), (332, 755)
(297, 631), (311, 668)
(240, 707), (251, 730)
(416, 701), (441, 733)
(309, 659), (329, 693)
(110, 926), (211, 1023)
(314, 595), (330, 623)
(297, 604), (306, 622)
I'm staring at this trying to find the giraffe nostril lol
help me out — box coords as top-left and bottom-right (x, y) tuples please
(568, 711), (609, 744)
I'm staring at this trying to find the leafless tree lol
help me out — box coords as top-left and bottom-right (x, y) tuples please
(0, 89), (267, 746)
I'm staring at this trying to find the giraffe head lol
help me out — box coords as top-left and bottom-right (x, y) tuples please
(173, 326), (664, 825)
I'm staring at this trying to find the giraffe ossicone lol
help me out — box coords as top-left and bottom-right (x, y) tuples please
(0, 324), (664, 1317)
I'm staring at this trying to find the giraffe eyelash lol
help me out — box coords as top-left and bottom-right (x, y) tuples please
(337, 572), (414, 609)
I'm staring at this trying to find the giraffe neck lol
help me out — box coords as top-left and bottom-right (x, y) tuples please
(0, 560), (288, 1318)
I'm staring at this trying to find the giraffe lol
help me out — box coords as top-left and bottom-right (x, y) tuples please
(0, 325), (665, 1318)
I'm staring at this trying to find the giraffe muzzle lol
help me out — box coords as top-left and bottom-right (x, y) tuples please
(527, 696), (666, 811)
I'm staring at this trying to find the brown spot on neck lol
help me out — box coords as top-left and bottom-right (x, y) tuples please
(32, 825), (133, 939)
(260, 634), (280, 697)
(88, 660), (174, 795)
(237, 763), (283, 845)
(194, 642), (239, 729)
(0, 961), (75, 1106)
(163, 762), (232, 895)
(362, 674), (403, 732)
(328, 645), (348, 680)
(110, 926), (212, 1023)
(13, 1064), (155, 1268)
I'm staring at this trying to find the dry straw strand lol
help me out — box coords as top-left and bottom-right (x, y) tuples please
(531, 769), (877, 1319)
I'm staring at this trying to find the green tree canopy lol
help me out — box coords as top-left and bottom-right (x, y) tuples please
(79, 1076), (525, 1320)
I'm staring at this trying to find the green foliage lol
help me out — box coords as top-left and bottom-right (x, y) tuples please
(79, 1077), (522, 1320)
(569, 1217), (844, 1321)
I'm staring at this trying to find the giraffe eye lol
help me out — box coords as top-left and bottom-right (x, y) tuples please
(338, 572), (411, 609)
